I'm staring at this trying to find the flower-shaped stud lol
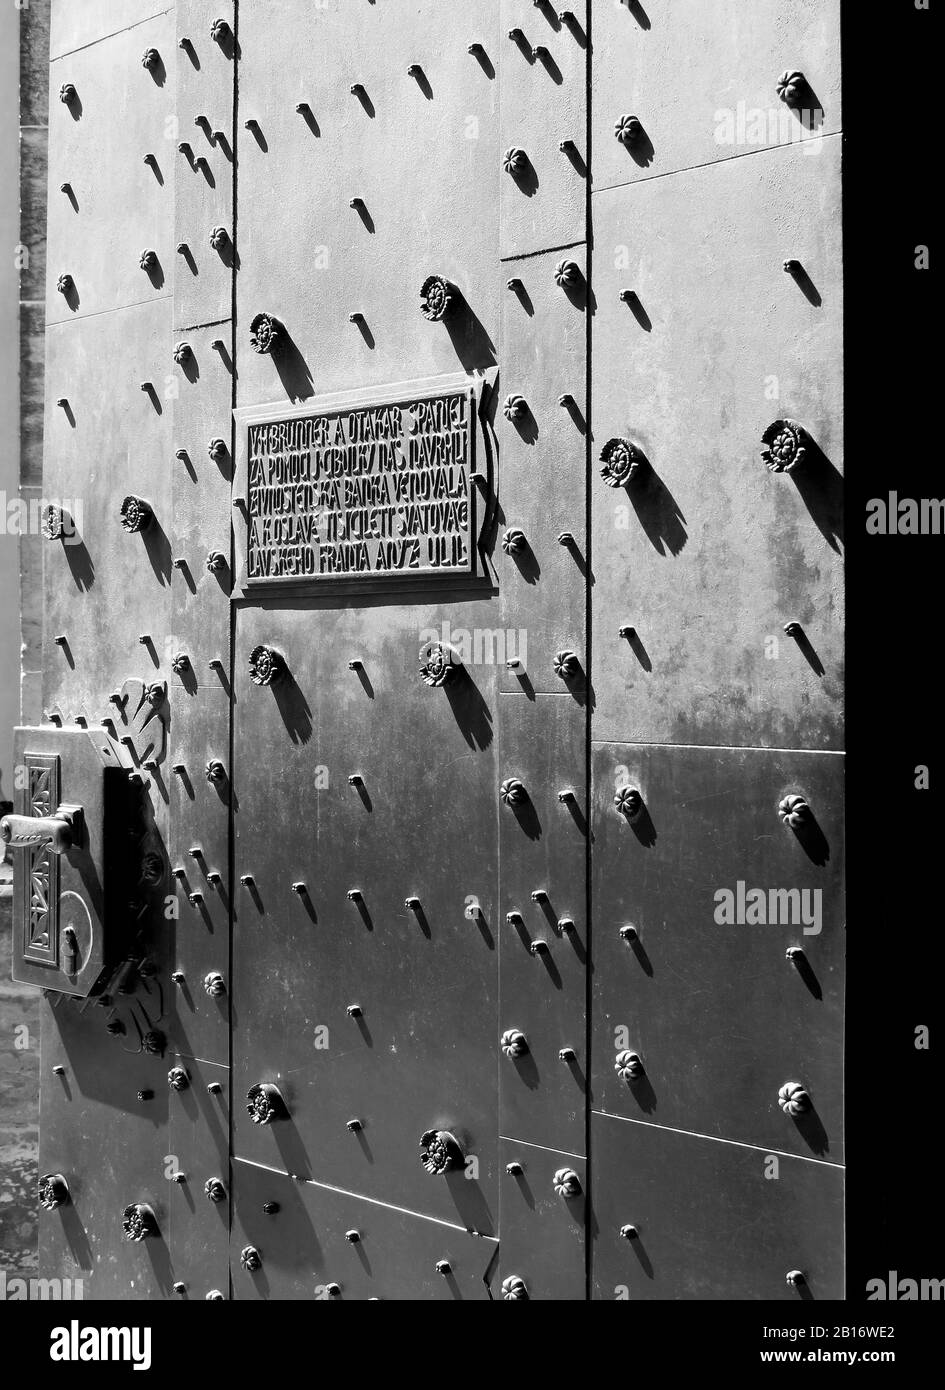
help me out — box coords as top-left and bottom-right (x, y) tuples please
(553, 650), (580, 681)
(554, 259), (581, 288)
(209, 226), (230, 251)
(39, 1173), (70, 1210)
(502, 1276), (529, 1300)
(208, 437), (228, 461)
(56, 274), (74, 295)
(500, 777), (527, 806)
(419, 1129), (464, 1176)
(600, 437), (644, 488)
(501, 528), (527, 556)
(210, 18), (230, 41)
(122, 1203), (158, 1241)
(503, 146), (528, 174)
(420, 275), (455, 322)
(141, 48), (161, 70)
(419, 641), (458, 687)
(553, 1167), (582, 1198)
(249, 311), (281, 355)
(778, 1081), (811, 1116)
(614, 114), (644, 146)
(501, 1029), (529, 1059)
(171, 653), (191, 675)
(119, 495), (153, 533)
(777, 70), (809, 108)
(168, 1066), (190, 1092)
(41, 505), (66, 541)
(760, 419), (810, 474)
(503, 393), (528, 421)
(139, 249), (158, 271)
(205, 760), (226, 784)
(204, 972), (226, 997)
(240, 1246), (262, 1272)
(778, 794), (810, 829)
(204, 1178), (226, 1204)
(246, 1082), (287, 1125)
(59, 83), (77, 104)
(614, 786), (644, 822)
(615, 1049), (644, 1081)
(173, 341), (193, 365)
(142, 1030), (165, 1055)
(249, 645), (286, 687)
(206, 550), (227, 572)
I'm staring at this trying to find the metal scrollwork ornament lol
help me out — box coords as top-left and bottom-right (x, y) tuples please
(419, 641), (459, 688)
(249, 645), (285, 687)
(419, 1129), (464, 1176)
(246, 1082), (287, 1125)
(760, 419), (810, 474)
(119, 496), (153, 533)
(122, 1202), (158, 1241)
(420, 275), (456, 322)
(249, 312), (281, 355)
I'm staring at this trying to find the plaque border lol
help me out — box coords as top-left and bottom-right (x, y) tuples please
(233, 372), (486, 595)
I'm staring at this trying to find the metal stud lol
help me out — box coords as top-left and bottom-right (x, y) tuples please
(204, 972), (226, 997)
(778, 1081), (811, 1116)
(553, 1168), (582, 1198)
(122, 1203), (158, 1241)
(502, 1276), (529, 1301)
(501, 1029), (529, 1058)
(246, 1082), (287, 1125)
(615, 1050), (644, 1080)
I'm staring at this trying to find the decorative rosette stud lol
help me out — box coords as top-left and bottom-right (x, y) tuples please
(139, 249), (158, 271)
(171, 653), (191, 675)
(206, 550), (227, 572)
(501, 1028), (529, 1059)
(614, 786), (644, 823)
(240, 1245), (262, 1272)
(122, 1203), (158, 1241)
(419, 641), (459, 688)
(614, 114), (644, 146)
(249, 311), (281, 355)
(119, 495), (153, 533)
(778, 794), (810, 829)
(246, 1082), (287, 1125)
(778, 1081), (811, 1117)
(141, 48), (161, 70)
(553, 1167), (582, 1198)
(502, 1276), (529, 1300)
(39, 1173), (70, 1210)
(500, 777), (527, 807)
(209, 226), (230, 251)
(142, 1030), (165, 1055)
(56, 274), (74, 296)
(41, 505), (66, 541)
(203, 972), (226, 997)
(205, 760), (226, 784)
(553, 650), (580, 681)
(173, 341), (193, 365)
(419, 1129), (464, 1176)
(168, 1066), (190, 1092)
(501, 528), (527, 556)
(59, 83), (77, 105)
(615, 1049), (644, 1081)
(777, 70), (809, 108)
(503, 146), (528, 175)
(503, 393), (528, 422)
(760, 419), (810, 474)
(420, 275), (456, 322)
(210, 18), (231, 42)
(249, 645), (286, 687)
(554, 259), (581, 288)
(204, 1178), (227, 1204)
(600, 437), (644, 488)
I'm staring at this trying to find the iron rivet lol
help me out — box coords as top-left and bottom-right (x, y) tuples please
(292, 881), (305, 894)
(619, 625), (636, 639)
(786, 1269), (806, 1287)
(435, 1261), (451, 1276)
(619, 925), (638, 942)
(240, 874), (254, 886)
(558, 1047), (576, 1062)
(346, 888), (362, 901)
(346, 1004), (362, 1017)
(345, 1229), (361, 1243)
(557, 531), (574, 545)
(786, 946), (804, 963)
(171, 971), (185, 984)
(529, 939), (549, 955)
(505, 1162), (523, 1176)
(558, 918), (575, 934)
(405, 896), (421, 911)
(531, 889), (547, 902)
(620, 1224), (639, 1240)
(346, 1118), (363, 1132)
(263, 1202), (279, 1215)
(52, 1065), (65, 1076)
(558, 394), (575, 408)
(207, 1082), (222, 1094)
(506, 911), (524, 927)
(137, 1089), (153, 1101)
(173, 1282), (186, 1294)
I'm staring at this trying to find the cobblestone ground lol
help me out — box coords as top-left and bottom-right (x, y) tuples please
(0, 885), (39, 1273)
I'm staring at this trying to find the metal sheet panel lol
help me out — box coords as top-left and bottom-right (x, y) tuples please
(231, 1160), (497, 1300)
(592, 0), (841, 191)
(590, 143), (843, 749)
(498, 1139), (585, 1301)
(50, 2), (171, 59)
(590, 1112), (843, 1301)
(591, 743), (843, 1162)
(498, 696), (586, 1154)
(167, 1057), (230, 1300)
(231, 600), (499, 1234)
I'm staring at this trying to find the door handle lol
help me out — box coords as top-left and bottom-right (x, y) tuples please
(1, 805), (83, 854)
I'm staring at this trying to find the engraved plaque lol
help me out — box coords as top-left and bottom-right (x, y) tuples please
(234, 374), (486, 591)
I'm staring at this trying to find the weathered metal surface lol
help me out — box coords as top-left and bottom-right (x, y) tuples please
(499, 1), (588, 257)
(591, 1112), (843, 1301)
(231, 1159), (497, 1301)
(591, 743), (844, 1163)
(235, 0), (501, 409)
(49, 1), (167, 59)
(46, 14), (175, 325)
(232, 601), (499, 1233)
(498, 697), (586, 1154)
(166, 1057), (229, 1300)
(591, 142), (843, 750)
(498, 1140), (585, 1301)
(592, 0), (841, 192)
